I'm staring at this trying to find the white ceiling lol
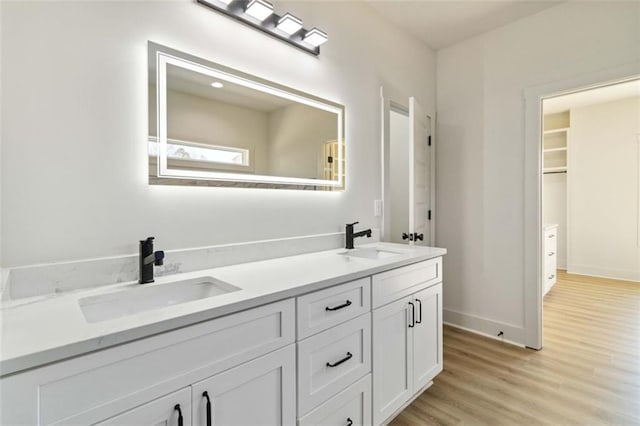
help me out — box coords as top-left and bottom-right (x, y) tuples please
(544, 79), (640, 114)
(366, 0), (563, 50)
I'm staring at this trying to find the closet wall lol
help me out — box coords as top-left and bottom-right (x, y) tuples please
(569, 96), (640, 282)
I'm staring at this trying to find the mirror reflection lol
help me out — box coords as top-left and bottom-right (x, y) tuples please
(148, 42), (345, 190)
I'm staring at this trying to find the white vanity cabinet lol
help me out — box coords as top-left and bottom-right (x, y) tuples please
(371, 258), (443, 425)
(0, 299), (295, 425)
(1, 252), (446, 426)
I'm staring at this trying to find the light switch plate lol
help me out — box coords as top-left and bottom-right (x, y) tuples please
(374, 199), (383, 217)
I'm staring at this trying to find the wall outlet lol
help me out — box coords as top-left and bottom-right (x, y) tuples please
(374, 200), (383, 217)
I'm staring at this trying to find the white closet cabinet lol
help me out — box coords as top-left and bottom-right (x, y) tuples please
(96, 387), (191, 426)
(372, 258), (443, 425)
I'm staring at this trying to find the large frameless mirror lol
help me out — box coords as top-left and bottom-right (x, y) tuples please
(148, 42), (345, 190)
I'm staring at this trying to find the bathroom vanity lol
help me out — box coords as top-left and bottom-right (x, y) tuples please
(0, 243), (445, 425)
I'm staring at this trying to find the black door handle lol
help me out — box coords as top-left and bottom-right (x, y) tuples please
(326, 300), (352, 311)
(415, 298), (422, 324)
(203, 391), (212, 426)
(346, 418), (353, 426)
(174, 404), (184, 426)
(413, 233), (424, 241)
(408, 302), (415, 328)
(326, 352), (353, 367)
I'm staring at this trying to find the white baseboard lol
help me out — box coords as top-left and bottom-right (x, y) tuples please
(567, 264), (640, 283)
(443, 309), (526, 347)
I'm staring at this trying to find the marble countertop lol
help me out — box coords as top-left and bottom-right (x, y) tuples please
(0, 242), (446, 377)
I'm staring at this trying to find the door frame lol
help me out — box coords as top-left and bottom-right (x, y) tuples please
(523, 62), (640, 350)
(380, 86), (436, 245)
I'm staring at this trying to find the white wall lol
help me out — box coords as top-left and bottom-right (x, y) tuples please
(568, 96), (640, 281)
(0, 1), (436, 267)
(437, 1), (640, 343)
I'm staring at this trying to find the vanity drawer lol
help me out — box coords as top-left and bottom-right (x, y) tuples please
(372, 258), (442, 308)
(297, 313), (372, 416)
(298, 374), (371, 426)
(297, 277), (371, 339)
(4, 299), (295, 426)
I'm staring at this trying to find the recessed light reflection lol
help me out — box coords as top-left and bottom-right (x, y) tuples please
(211, 82), (224, 88)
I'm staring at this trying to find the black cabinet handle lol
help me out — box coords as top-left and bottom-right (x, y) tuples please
(346, 418), (353, 426)
(402, 232), (413, 241)
(408, 302), (415, 328)
(203, 391), (212, 426)
(413, 233), (424, 241)
(415, 298), (422, 324)
(326, 352), (353, 368)
(174, 404), (184, 426)
(326, 300), (352, 311)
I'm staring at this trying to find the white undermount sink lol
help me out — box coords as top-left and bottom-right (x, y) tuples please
(338, 247), (403, 260)
(79, 277), (241, 323)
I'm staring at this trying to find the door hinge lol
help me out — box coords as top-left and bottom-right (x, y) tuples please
(428, 210), (432, 220)
(428, 135), (431, 146)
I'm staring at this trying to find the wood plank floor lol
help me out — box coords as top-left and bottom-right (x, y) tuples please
(390, 270), (640, 425)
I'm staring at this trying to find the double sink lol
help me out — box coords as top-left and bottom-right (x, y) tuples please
(78, 246), (403, 323)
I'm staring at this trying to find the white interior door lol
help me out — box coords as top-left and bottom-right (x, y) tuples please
(409, 97), (431, 246)
(381, 87), (434, 245)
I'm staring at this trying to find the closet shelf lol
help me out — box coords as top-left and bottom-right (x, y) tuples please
(543, 166), (567, 173)
(544, 147), (568, 153)
(544, 127), (569, 135)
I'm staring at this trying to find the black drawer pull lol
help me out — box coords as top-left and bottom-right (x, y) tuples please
(203, 391), (212, 426)
(174, 404), (184, 426)
(346, 418), (353, 426)
(415, 298), (422, 324)
(548, 274), (555, 280)
(408, 301), (415, 328)
(548, 234), (555, 238)
(548, 252), (555, 256)
(327, 352), (353, 367)
(326, 300), (352, 311)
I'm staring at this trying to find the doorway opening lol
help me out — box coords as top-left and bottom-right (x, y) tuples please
(539, 78), (640, 347)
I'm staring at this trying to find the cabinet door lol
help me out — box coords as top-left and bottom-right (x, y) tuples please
(412, 283), (443, 391)
(372, 297), (412, 425)
(95, 387), (190, 426)
(192, 344), (296, 426)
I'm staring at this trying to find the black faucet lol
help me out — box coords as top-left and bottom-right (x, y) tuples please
(139, 237), (165, 284)
(345, 222), (372, 249)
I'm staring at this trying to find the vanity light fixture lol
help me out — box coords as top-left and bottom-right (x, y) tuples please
(210, 81), (224, 88)
(196, 0), (327, 55)
(244, 0), (273, 22)
(276, 13), (303, 35)
(303, 28), (328, 47)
